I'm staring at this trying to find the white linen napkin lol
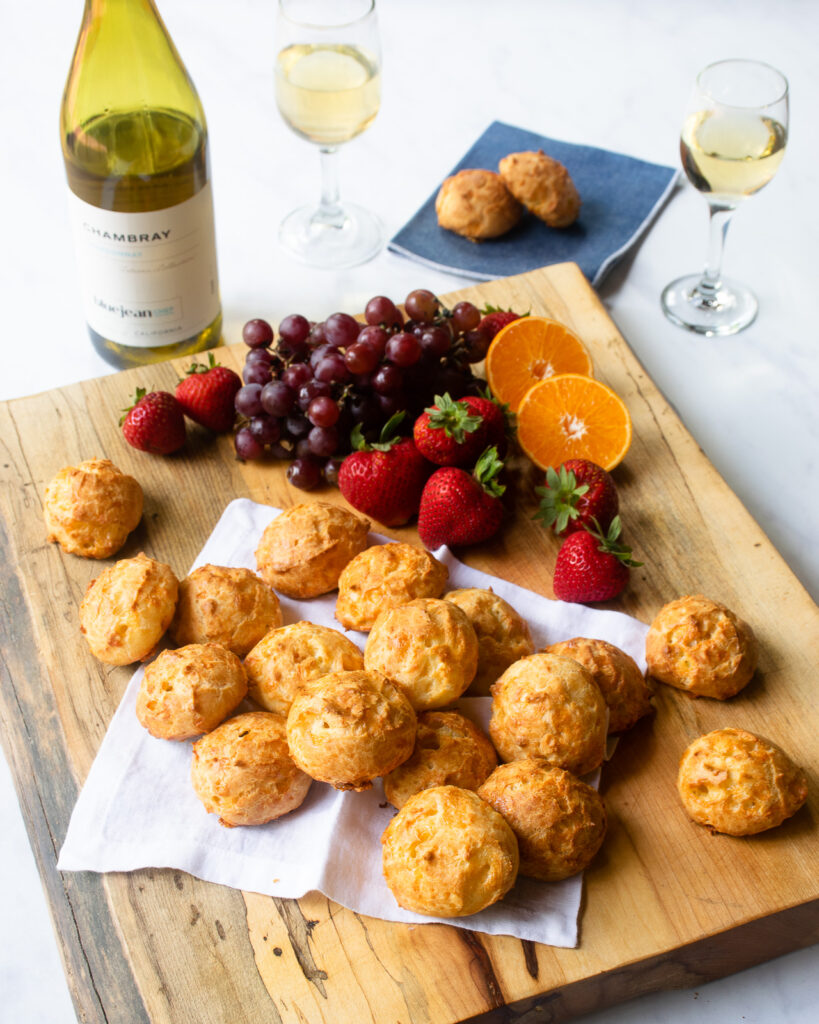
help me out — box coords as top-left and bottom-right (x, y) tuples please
(58, 498), (649, 947)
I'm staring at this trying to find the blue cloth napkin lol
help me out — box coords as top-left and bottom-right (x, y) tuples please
(388, 120), (679, 286)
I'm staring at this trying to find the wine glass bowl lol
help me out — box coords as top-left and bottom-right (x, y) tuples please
(275, 0), (383, 269)
(661, 59), (788, 336)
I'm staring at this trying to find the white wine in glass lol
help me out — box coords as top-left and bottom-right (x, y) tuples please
(662, 59), (788, 336)
(275, 0), (383, 268)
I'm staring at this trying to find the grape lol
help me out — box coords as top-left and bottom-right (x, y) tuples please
(463, 326), (492, 362)
(285, 412), (311, 439)
(235, 383), (264, 418)
(324, 312), (361, 347)
(310, 343), (339, 370)
(294, 438), (313, 460)
(308, 395), (340, 428)
(365, 295), (401, 327)
(376, 392), (402, 418)
(278, 313), (310, 346)
(278, 335), (309, 361)
(269, 442), (292, 460)
(420, 325), (452, 358)
(385, 332), (422, 368)
(242, 361), (272, 386)
(249, 415), (281, 445)
(308, 425), (339, 457)
(235, 426), (265, 460)
(372, 363), (403, 395)
(344, 341), (379, 375)
(287, 457), (322, 490)
(308, 322), (328, 347)
(245, 347), (275, 367)
(357, 324), (388, 358)
(405, 289), (438, 324)
(348, 392), (381, 431)
(323, 458), (342, 486)
(297, 379), (332, 411)
(242, 318), (273, 349)
(261, 380), (295, 417)
(281, 362), (313, 390)
(315, 352), (351, 384)
(451, 301), (481, 333)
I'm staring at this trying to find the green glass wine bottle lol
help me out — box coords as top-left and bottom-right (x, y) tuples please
(61, 0), (222, 369)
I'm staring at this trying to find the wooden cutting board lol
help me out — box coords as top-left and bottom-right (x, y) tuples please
(1, 263), (817, 1024)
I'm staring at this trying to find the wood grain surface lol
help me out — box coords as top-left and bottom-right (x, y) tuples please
(1, 263), (817, 1024)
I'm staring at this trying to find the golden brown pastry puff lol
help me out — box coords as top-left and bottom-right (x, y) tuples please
(136, 642), (248, 741)
(435, 168), (522, 241)
(191, 712), (312, 827)
(286, 669), (416, 791)
(335, 542), (449, 632)
(445, 588), (534, 695)
(79, 552), (178, 664)
(383, 710), (498, 809)
(545, 637), (652, 733)
(645, 594), (758, 699)
(498, 150), (581, 228)
(489, 652), (607, 776)
(478, 760), (607, 880)
(43, 458), (143, 559)
(364, 597), (478, 709)
(169, 564), (282, 657)
(381, 785), (519, 917)
(255, 502), (370, 599)
(244, 621), (364, 716)
(677, 728), (808, 836)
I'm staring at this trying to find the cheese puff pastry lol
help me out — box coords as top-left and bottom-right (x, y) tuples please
(381, 785), (519, 917)
(383, 710), (498, 809)
(446, 588), (534, 695)
(677, 728), (808, 836)
(44, 458), (143, 559)
(286, 669), (416, 791)
(336, 542), (448, 632)
(136, 642), (248, 740)
(645, 594), (758, 699)
(435, 169), (523, 241)
(489, 652), (607, 775)
(79, 552), (178, 664)
(478, 760), (607, 880)
(255, 502), (370, 599)
(169, 564), (282, 657)
(191, 712), (312, 827)
(545, 637), (652, 732)
(498, 150), (581, 228)
(244, 621), (364, 716)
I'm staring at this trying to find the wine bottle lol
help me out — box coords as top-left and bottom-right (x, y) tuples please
(60, 0), (222, 369)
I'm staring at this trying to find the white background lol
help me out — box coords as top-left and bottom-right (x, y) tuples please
(0, 1), (817, 1022)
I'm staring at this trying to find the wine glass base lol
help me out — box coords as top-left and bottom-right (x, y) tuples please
(661, 274), (758, 336)
(278, 202), (383, 269)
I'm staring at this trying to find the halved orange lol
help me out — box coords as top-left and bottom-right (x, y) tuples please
(485, 316), (593, 412)
(516, 373), (632, 471)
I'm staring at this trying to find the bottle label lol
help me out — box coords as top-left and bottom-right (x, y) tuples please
(67, 185), (220, 347)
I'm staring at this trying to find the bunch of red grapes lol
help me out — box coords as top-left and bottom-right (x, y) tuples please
(233, 289), (491, 490)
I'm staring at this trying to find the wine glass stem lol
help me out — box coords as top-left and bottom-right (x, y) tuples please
(314, 146), (346, 229)
(697, 201), (736, 301)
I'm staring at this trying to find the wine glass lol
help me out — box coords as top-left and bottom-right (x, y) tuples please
(274, 0), (383, 269)
(661, 59), (788, 335)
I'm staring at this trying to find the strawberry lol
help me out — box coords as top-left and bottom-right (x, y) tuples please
(120, 388), (186, 455)
(478, 305), (528, 341)
(462, 390), (514, 458)
(175, 352), (242, 433)
(418, 447), (505, 549)
(338, 412), (430, 527)
(535, 459), (619, 536)
(413, 393), (488, 466)
(552, 517), (642, 603)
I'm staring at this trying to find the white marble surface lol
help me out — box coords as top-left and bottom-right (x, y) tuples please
(1, 1), (817, 1021)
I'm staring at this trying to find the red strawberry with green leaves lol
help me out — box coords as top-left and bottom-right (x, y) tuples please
(462, 390), (514, 458)
(418, 446), (505, 549)
(175, 352), (242, 433)
(338, 412), (430, 527)
(120, 388), (187, 455)
(552, 517), (642, 603)
(413, 392), (488, 466)
(479, 304), (528, 341)
(535, 459), (619, 536)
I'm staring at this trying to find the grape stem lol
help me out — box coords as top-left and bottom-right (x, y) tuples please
(312, 147), (347, 230)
